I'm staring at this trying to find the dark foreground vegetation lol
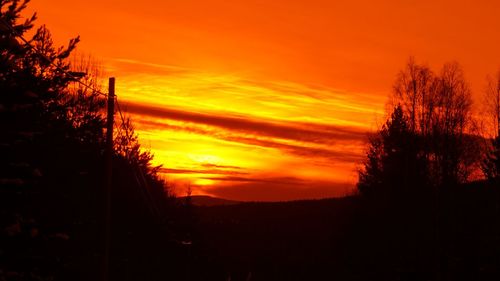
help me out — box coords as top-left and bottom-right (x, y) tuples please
(0, 1), (192, 280)
(1, 1), (500, 280)
(193, 184), (500, 281)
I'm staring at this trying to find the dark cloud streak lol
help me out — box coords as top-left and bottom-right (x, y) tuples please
(134, 117), (363, 163)
(125, 102), (366, 145)
(160, 167), (247, 176)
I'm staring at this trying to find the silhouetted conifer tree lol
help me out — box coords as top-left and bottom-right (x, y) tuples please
(0, 2), (180, 280)
(357, 135), (383, 196)
(358, 105), (425, 199)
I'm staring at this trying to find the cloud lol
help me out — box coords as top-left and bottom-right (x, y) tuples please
(200, 163), (243, 170)
(221, 135), (363, 163)
(108, 58), (190, 76)
(199, 176), (306, 185)
(123, 102), (367, 145)
(130, 113), (364, 163)
(159, 167), (247, 176)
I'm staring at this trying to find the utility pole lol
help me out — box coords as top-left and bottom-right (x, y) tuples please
(103, 77), (115, 281)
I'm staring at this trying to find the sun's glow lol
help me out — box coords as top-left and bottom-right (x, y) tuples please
(116, 67), (378, 198)
(26, 0), (500, 200)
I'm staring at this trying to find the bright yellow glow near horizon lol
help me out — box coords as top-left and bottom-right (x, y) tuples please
(107, 59), (382, 199)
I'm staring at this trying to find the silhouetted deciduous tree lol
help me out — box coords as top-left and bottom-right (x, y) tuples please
(433, 62), (475, 185)
(356, 59), (500, 281)
(482, 70), (500, 181)
(358, 58), (483, 207)
(364, 59), (478, 195)
(393, 57), (436, 136)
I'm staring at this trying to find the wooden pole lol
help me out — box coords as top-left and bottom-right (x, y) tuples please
(103, 77), (115, 281)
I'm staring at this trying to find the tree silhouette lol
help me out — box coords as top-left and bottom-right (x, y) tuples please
(482, 71), (500, 181)
(433, 62), (475, 186)
(358, 105), (426, 199)
(356, 59), (500, 281)
(358, 59), (484, 210)
(393, 57), (435, 136)
(371, 59), (479, 192)
(0, 2), (182, 280)
(357, 133), (383, 196)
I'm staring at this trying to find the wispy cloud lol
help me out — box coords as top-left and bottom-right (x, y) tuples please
(122, 103), (365, 164)
(159, 167), (247, 176)
(124, 102), (367, 145)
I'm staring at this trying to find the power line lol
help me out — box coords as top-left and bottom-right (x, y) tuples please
(115, 98), (132, 143)
(114, 99), (162, 219)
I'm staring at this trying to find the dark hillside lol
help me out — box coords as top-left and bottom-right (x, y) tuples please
(180, 195), (241, 206)
(192, 183), (500, 281)
(193, 197), (360, 280)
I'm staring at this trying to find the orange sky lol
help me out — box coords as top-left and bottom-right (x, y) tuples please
(25, 0), (500, 200)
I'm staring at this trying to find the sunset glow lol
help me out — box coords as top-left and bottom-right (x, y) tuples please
(112, 63), (378, 200)
(26, 0), (500, 200)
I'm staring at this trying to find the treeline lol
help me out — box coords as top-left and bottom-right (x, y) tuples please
(358, 58), (500, 196)
(0, 1), (193, 280)
(352, 59), (500, 280)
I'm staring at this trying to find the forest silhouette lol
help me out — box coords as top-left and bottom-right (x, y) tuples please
(1, 1), (500, 281)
